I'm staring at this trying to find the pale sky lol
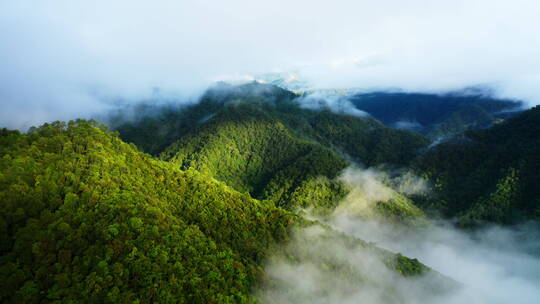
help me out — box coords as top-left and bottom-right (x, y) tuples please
(1, 0), (540, 129)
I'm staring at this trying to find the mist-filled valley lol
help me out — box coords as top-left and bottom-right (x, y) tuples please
(262, 209), (540, 304)
(2, 1), (540, 303)
(257, 163), (540, 304)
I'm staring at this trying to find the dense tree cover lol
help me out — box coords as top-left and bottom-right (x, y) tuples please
(113, 83), (429, 167)
(159, 103), (349, 211)
(108, 101), (221, 156)
(110, 82), (540, 226)
(110, 82), (297, 156)
(0, 120), (294, 303)
(0, 119), (435, 303)
(350, 91), (521, 139)
(120, 83), (428, 215)
(416, 106), (540, 225)
(307, 111), (429, 167)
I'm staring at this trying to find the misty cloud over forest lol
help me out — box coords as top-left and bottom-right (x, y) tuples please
(2, 0), (540, 129)
(258, 167), (540, 304)
(2, 2), (540, 302)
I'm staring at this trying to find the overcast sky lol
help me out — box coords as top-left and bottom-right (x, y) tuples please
(1, 0), (540, 129)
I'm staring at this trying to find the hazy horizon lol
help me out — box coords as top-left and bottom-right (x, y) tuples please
(2, 1), (540, 129)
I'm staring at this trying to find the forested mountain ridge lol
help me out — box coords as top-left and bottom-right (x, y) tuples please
(109, 82), (539, 225)
(0, 119), (435, 303)
(416, 105), (540, 225)
(114, 83), (428, 215)
(0, 120), (295, 302)
(112, 83), (429, 165)
(4, 1), (540, 302)
(110, 82), (297, 156)
(159, 103), (349, 210)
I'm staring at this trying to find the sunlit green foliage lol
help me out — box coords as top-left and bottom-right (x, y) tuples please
(111, 82), (297, 156)
(11, 83), (513, 304)
(0, 120), (293, 303)
(147, 83), (428, 214)
(373, 196), (426, 223)
(159, 103), (350, 211)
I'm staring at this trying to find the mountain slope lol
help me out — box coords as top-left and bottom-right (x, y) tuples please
(0, 120), (435, 303)
(158, 101), (349, 211)
(306, 111), (428, 166)
(110, 82), (298, 156)
(416, 106), (540, 225)
(0, 120), (293, 303)
(147, 83), (428, 213)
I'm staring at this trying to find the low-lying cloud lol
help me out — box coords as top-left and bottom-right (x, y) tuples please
(296, 92), (369, 118)
(258, 167), (540, 303)
(257, 224), (456, 304)
(329, 217), (540, 304)
(2, 1), (540, 129)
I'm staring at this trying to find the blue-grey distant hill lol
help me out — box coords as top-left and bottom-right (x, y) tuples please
(349, 91), (523, 139)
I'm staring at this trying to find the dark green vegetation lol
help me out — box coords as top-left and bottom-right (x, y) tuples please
(350, 91), (522, 139)
(416, 106), (540, 225)
(347, 90), (540, 226)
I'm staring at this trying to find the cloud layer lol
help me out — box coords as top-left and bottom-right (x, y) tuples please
(259, 167), (540, 303)
(1, 0), (540, 129)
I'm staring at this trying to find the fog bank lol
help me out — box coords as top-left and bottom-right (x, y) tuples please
(258, 167), (540, 303)
(2, 1), (540, 129)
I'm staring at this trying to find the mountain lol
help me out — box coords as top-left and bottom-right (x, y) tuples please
(4, 81), (539, 302)
(0, 120), (436, 303)
(109, 82), (298, 156)
(0, 120), (296, 302)
(349, 91), (522, 139)
(246, 73), (522, 141)
(415, 106), (540, 225)
(114, 82), (428, 215)
(252, 71), (310, 92)
(111, 83), (540, 227)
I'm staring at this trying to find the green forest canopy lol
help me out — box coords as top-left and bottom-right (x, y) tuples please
(0, 119), (428, 303)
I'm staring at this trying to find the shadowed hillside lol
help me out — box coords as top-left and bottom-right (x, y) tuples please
(416, 106), (540, 225)
(350, 91), (522, 139)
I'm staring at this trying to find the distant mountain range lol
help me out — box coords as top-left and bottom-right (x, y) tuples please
(350, 91), (523, 139)
(251, 73), (524, 139)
